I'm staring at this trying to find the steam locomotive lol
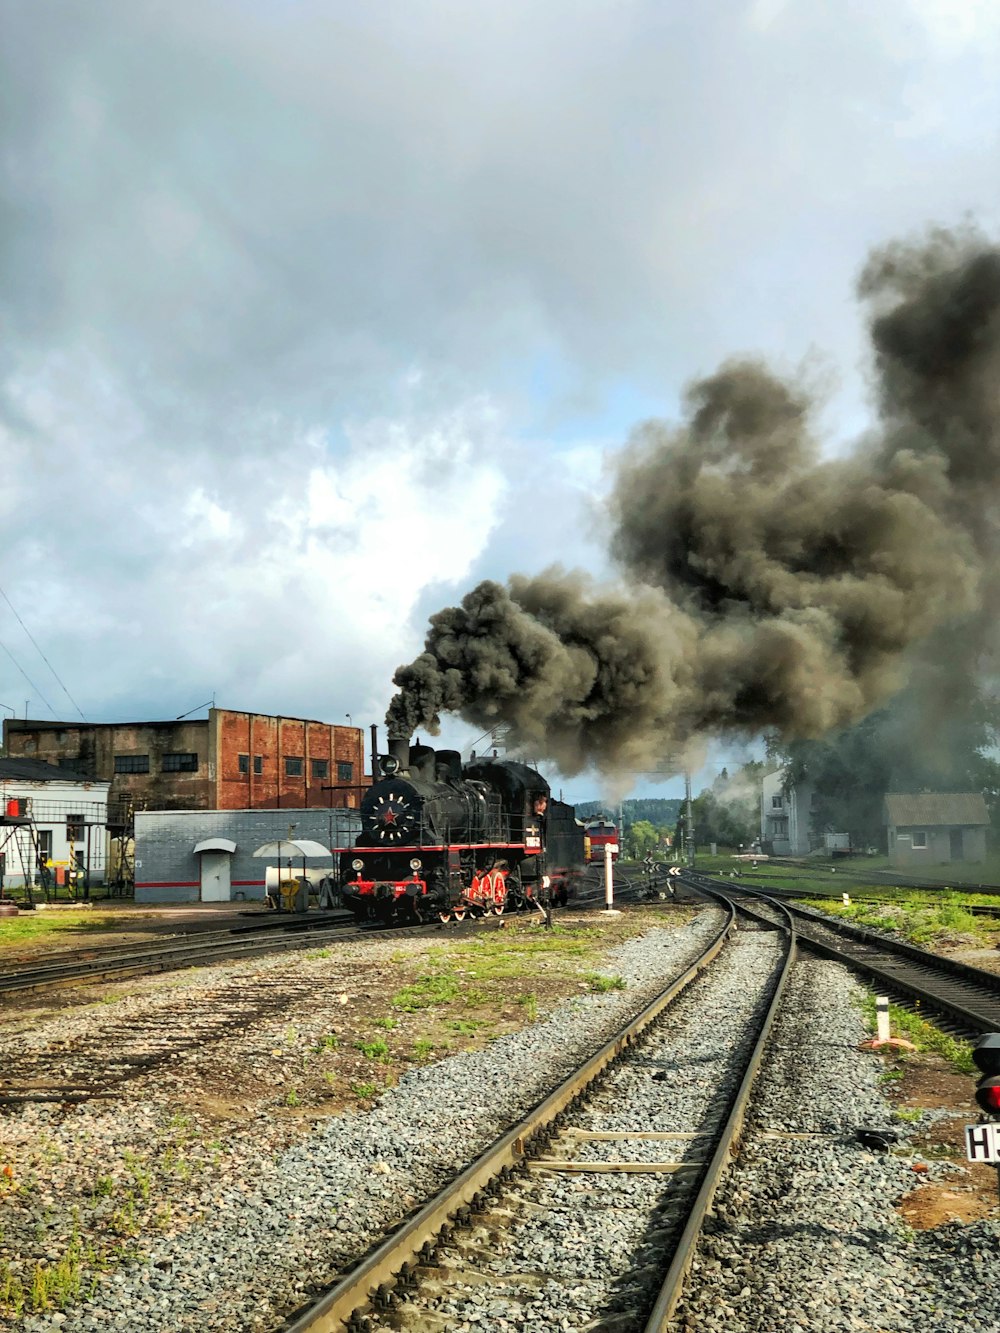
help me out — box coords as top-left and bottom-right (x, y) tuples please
(335, 736), (585, 924)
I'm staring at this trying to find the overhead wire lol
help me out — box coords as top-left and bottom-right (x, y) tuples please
(0, 583), (87, 722)
(0, 634), (59, 718)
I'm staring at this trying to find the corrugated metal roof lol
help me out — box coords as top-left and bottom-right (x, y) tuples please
(0, 757), (97, 784)
(884, 793), (989, 827)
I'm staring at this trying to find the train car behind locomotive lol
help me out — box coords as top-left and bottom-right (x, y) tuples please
(584, 817), (620, 863)
(335, 736), (584, 923)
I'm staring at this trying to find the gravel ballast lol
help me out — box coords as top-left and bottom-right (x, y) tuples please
(6, 913), (999, 1333)
(5, 912), (724, 1333)
(669, 955), (1000, 1333)
(366, 930), (785, 1332)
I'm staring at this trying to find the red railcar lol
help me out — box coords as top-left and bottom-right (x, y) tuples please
(584, 818), (619, 863)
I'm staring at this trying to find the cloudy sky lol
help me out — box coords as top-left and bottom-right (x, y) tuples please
(1, 0), (998, 800)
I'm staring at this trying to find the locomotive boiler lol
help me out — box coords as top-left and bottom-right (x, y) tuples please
(336, 736), (584, 924)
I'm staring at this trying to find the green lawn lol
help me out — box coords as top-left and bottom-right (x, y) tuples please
(0, 910), (133, 950)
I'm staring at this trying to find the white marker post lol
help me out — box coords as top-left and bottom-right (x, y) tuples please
(604, 843), (617, 910)
(876, 995), (891, 1045)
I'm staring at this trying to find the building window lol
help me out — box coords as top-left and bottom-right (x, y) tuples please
(285, 756), (303, 777)
(770, 817), (788, 837)
(771, 795), (783, 809)
(311, 758), (329, 780)
(911, 829), (928, 849)
(36, 830), (51, 866)
(66, 815), (84, 843)
(253, 755), (263, 775)
(114, 754), (150, 774)
(338, 761), (353, 783)
(162, 753), (198, 773)
(238, 754), (249, 775)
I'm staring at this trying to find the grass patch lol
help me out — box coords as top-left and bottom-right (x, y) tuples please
(350, 1081), (379, 1100)
(448, 1018), (490, 1036)
(859, 993), (976, 1075)
(0, 911), (131, 948)
(353, 1037), (391, 1061)
(804, 892), (998, 949)
(583, 972), (626, 993)
(391, 973), (461, 1011)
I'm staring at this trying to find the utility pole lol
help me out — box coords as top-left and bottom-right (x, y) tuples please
(684, 771), (695, 866)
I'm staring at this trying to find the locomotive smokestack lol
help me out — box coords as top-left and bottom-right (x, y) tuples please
(387, 734), (411, 773)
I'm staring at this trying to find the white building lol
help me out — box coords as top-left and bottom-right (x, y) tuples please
(761, 769), (853, 856)
(760, 769), (814, 855)
(0, 758), (111, 888)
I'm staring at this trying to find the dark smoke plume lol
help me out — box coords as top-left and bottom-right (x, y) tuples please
(388, 229), (1000, 777)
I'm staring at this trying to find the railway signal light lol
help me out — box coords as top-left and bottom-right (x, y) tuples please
(972, 1033), (1000, 1117)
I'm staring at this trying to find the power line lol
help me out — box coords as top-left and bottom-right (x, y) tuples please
(0, 634), (58, 718)
(0, 583), (87, 721)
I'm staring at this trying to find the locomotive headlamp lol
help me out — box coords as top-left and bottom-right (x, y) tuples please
(380, 755), (400, 776)
(352, 858), (365, 871)
(409, 858), (422, 871)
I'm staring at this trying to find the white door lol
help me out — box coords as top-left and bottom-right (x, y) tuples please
(200, 852), (232, 902)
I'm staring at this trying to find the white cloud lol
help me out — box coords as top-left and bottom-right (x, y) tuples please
(0, 354), (508, 723)
(0, 1), (997, 755)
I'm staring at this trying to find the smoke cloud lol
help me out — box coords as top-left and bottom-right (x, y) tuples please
(388, 229), (1000, 778)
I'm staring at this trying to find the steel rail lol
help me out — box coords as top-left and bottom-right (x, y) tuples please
(282, 902), (736, 1333)
(0, 917), (365, 996)
(687, 871), (1000, 1034)
(641, 883), (797, 1329)
(0, 911), (354, 977)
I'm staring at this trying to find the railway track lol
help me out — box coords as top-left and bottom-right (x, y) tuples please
(682, 870), (1000, 1036)
(280, 888), (796, 1333)
(0, 910), (363, 997)
(0, 909), (549, 1108)
(0, 899), (552, 1000)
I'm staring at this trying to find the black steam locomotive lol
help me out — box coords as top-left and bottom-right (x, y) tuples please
(335, 736), (585, 924)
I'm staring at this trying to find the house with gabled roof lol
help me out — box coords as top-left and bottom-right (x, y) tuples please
(884, 792), (989, 868)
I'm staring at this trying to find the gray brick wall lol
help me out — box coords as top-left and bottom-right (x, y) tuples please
(134, 808), (361, 903)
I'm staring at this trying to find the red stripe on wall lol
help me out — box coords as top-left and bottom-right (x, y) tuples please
(134, 881), (200, 889)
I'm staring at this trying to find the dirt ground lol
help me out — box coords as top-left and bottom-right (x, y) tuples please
(878, 1053), (1000, 1229)
(0, 901), (276, 966)
(5, 901), (998, 1237)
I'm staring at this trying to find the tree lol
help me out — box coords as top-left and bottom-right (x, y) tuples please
(627, 820), (659, 860)
(773, 662), (1000, 849)
(687, 764), (765, 850)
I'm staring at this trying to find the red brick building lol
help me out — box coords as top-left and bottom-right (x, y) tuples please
(3, 708), (368, 813)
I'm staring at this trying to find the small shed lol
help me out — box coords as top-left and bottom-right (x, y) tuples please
(884, 793), (989, 868)
(134, 807), (361, 903)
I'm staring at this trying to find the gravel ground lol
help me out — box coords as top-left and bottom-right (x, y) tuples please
(368, 930), (784, 1332)
(7, 912), (724, 1333)
(669, 954), (1000, 1333)
(8, 915), (998, 1333)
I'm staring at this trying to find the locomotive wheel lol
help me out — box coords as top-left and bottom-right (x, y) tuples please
(492, 900), (505, 916)
(453, 908), (466, 922)
(438, 910), (451, 923)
